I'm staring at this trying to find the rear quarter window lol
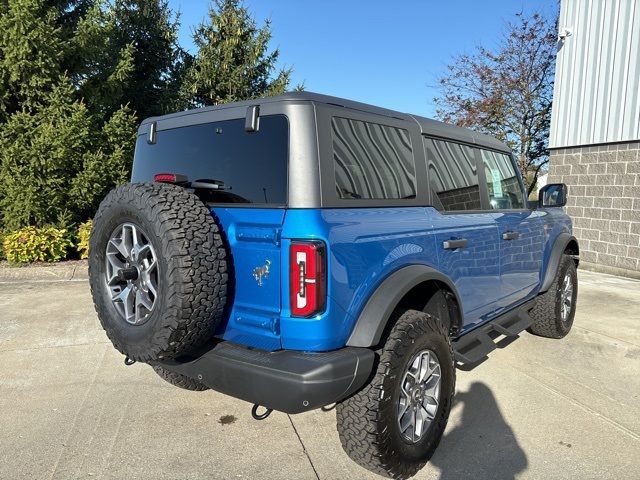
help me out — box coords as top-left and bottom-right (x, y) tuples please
(131, 115), (288, 205)
(331, 117), (416, 200)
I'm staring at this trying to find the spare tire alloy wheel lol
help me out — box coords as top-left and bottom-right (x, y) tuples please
(105, 223), (158, 326)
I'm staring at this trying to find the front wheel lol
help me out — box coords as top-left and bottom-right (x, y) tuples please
(336, 309), (455, 479)
(528, 254), (578, 339)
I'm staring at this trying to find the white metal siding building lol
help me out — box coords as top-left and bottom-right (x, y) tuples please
(551, 0), (640, 147)
(548, 0), (640, 278)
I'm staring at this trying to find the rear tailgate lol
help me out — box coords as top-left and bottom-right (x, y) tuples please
(213, 207), (285, 350)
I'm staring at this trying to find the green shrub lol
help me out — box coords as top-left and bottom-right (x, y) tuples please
(77, 220), (93, 259)
(2, 226), (73, 263)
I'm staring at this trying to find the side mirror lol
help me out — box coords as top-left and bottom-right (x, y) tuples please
(538, 183), (567, 208)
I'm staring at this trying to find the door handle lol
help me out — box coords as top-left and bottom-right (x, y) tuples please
(502, 231), (520, 241)
(443, 238), (468, 250)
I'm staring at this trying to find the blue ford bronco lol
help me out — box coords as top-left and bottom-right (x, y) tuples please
(89, 92), (579, 479)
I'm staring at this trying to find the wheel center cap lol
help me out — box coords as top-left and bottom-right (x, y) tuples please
(412, 389), (422, 403)
(118, 266), (139, 282)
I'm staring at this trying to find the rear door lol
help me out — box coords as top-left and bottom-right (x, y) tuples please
(480, 150), (545, 307)
(131, 111), (289, 350)
(424, 138), (502, 331)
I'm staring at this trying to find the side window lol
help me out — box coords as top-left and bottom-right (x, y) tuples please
(481, 150), (525, 209)
(332, 117), (416, 200)
(425, 138), (482, 211)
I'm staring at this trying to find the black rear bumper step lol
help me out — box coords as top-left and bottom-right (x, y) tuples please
(453, 300), (536, 368)
(154, 342), (375, 414)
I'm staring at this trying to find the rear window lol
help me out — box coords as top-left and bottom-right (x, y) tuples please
(332, 117), (416, 200)
(131, 115), (288, 205)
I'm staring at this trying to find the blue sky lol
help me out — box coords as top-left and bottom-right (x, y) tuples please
(167, 0), (558, 118)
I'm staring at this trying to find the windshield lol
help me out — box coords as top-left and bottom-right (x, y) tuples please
(131, 115), (288, 205)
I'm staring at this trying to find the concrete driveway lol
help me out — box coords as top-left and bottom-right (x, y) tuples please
(1, 269), (639, 480)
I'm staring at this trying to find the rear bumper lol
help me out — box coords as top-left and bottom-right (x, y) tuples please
(154, 341), (376, 414)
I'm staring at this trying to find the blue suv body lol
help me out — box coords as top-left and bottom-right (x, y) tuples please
(118, 92), (579, 478)
(133, 92), (576, 350)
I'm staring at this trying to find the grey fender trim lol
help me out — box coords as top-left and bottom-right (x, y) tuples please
(539, 233), (579, 293)
(346, 265), (462, 348)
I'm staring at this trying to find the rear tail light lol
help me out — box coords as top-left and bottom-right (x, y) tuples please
(290, 241), (326, 317)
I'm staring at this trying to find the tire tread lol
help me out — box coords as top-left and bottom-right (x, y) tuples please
(336, 309), (455, 479)
(152, 365), (209, 391)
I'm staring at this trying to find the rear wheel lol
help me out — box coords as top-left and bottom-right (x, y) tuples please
(152, 365), (209, 391)
(336, 309), (455, 479)
(529, 254), (578, 339)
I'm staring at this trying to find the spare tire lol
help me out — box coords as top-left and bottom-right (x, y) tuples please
(89, 182), (228, 362)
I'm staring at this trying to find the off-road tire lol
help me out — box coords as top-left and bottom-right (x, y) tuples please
(336, 309), (455, 479)
(528, 254), (577, 339)
(89, 182), (228, 362)
(152, 365), (209, 391)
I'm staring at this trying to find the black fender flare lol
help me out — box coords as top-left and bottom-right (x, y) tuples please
(346, 265), (462, 348)
(539, 233), (579, 293)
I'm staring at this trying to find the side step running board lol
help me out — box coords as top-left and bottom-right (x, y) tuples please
(452, 300), (535, 369)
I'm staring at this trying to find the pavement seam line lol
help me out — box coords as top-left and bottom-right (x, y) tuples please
(287, 414), (321, 480)
(48, 345), (108, 480)
(528, 358), (621, 405)
(0, 341), (111, 354)
(0, 279), (88, 285)
(579, 270), (640, 283)
(514, 366), (640, 442)
(575, 325), (640, 348)
(96, 365), (142, 479)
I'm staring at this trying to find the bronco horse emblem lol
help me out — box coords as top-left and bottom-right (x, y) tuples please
(252, 260), (271, 287)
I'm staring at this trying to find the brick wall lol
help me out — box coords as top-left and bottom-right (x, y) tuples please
(437, 185), (482, 211)
(548, 141), (640, 278)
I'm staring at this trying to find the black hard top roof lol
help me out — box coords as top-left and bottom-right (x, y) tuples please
(142, 91), (510, 153)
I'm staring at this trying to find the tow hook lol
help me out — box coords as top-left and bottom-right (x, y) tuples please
(251, 404), (273, 420)
(124, 356), (136, 366)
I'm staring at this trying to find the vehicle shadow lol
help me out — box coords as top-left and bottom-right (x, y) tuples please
(430, 382), (528, 480)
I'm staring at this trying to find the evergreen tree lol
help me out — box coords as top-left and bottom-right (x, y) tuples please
(70, 1), (136, 118)
(0, 79), (137, 230)
(180, 0), (291, 107)
(71, 0), (188, 120)
(0, 0), (63, 120)
(69, 104), (137, 221)
(43, 0), (92, 28)
(112, 0), (190, 118)
(45, 0), (93, 49)
(0, 0), (138, 231)
(0, 0), (297, 241)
